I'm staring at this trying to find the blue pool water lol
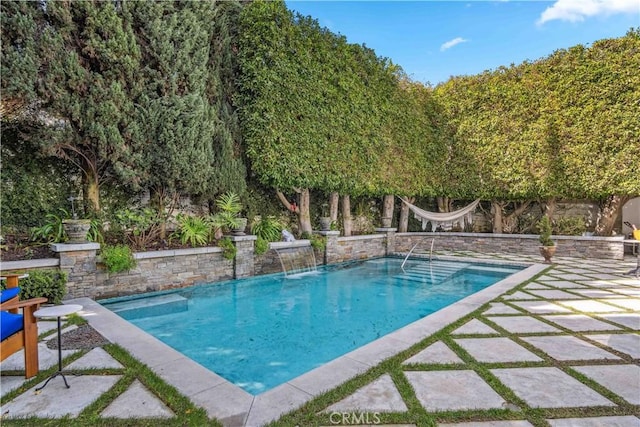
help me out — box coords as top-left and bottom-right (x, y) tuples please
(101, 258), (522, 394)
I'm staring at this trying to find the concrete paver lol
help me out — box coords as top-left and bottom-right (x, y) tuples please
(537, 280), (587, 289)
(540, 314), (621, 332)
(522, 335), (621, 361)
(572, 364), (640, 405)
(555, 299), (629, 313)
(451, 319), (500, 335)
(403, 341), (463, 365)
(491, 367), (615, 408)
(100, 379), (174, 418)
(439, 422), (534, 427)
(66, 347), (124, 370)
(502, 291), (538, 300)
(405, 370), (506, 411)
(483, 303), (522, 315)
(509, 300), (573, 314)
(526, 290), (583, 300)
(546, 416), (640, 427)
(454, 337), (543, 363)
(0, 375), (121, 418)
(604, 298), (640, 310)
(595, 313), (640, 329)
(323, 374), (407, 413)
(486, 315), (562, 334)
(583, 333), (640, 358)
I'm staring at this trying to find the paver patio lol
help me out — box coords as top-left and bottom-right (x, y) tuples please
(1, 251), (638, 426)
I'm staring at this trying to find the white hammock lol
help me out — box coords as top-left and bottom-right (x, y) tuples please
(399, 198), (481, 231)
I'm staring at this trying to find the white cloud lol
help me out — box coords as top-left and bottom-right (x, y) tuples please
(440, 37), (469, 52)
(537, 0), (639, 25)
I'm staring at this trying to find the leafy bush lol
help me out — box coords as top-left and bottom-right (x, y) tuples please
(113, 207), (162, 250)
(302, 232), (326, 251)
(254, 236), (269, 255)
(2, 270), (68, 304)
(30, 209), (69, 243)
(218, 237), (237, 260)
(173, 214), (212, 247)
(252, 216), (283, 242)
(537, 216), (555, 246)
(553, 216), (586, 236)
(101, 245), (137, 273)
(211, 192), (243, 233)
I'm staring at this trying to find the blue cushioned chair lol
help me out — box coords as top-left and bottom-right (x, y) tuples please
(0, 293), (47, 378)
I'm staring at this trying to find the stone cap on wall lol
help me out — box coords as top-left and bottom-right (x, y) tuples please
(227, 235), (258, 242)
(395, 232), (625, 241)
(269, 240), (311, 249)
(1, 258), (59, 272)
(51, 242), (101, 252)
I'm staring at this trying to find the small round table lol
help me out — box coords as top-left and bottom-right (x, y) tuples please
(33, 304), (83, 390)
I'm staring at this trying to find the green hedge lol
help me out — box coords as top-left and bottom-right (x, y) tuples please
(1, 270), (68, 304)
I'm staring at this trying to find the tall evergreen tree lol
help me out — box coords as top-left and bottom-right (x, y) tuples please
(128, 1), (217, 223)
(34, 0), (141, 214)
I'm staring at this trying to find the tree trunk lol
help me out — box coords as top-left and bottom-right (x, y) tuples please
(491, 200), (504, 234)
(152, 187), (167, 239)
(437, 196), (452, 213)
(399, 196), (414, 232)
(298, 189), (312, 235)
(82, 170), (100, 215)
(277, 189), (312, 235)
(543, 197), (557, 220)
(382, 194), (394, 226)
(595, 195), (630, 236)
(329, 192), (339, 222)
(503, 201), (531, 233)
(341, 195), (352, 237)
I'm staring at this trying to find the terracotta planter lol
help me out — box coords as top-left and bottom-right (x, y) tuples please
(63, 219), (91, 244)
(539, 245), (557, 264)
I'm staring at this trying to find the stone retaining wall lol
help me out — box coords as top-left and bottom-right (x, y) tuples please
(395, 232), (624, 260)
(93, 247), (233, 300)
(1, 231), (625, 300)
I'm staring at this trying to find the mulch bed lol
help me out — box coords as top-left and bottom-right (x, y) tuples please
(46, 324), (111, 350)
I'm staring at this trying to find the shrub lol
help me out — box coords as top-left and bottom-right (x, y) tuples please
(173, 214), (212, 247)
(254, 236), (269, 255)
(553, 216), (586, 236)
(302, 232), (326, 251)
(252, 216), (283, 242)
(218, 237), (237, 260)
(113, 207), (162, 250)
(4, 270), (68, 304)
(30, 209), (69, 243)
(537, 216), (555, 246)
(101, 245), (137, 273)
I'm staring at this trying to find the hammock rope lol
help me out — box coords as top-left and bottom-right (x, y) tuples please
(399, 197), (481, 231)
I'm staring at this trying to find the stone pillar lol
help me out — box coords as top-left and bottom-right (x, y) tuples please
(317, 230), (340, 264)
(51, 242), (100, 299)
(375, 227), (397, 256)
(229, 235), (257, 279)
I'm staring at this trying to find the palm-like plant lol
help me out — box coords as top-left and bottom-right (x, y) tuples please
(211, 192), (243, 233)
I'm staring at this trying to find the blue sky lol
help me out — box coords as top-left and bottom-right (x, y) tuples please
(285, 0), (639, 85)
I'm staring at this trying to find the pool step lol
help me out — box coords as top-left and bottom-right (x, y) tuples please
(105, 294), (188, 320)
(396, 262), (469, 284)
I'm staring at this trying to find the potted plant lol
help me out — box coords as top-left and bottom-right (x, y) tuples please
(211, 192), (246, 236)
(538, 215), (556, 263)
(62, 197), (91, 243)
(319, 203), (332, 231)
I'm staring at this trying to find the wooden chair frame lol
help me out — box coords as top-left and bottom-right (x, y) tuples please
(1, 297), (47, 378)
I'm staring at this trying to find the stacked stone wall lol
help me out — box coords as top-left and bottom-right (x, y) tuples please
(327, 234), (386, 264)
(395, 232), (624, 260)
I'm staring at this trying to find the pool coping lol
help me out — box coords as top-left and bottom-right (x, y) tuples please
(68, 256), (548, 427)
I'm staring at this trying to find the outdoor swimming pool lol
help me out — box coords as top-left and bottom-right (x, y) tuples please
(101, 257), (523, 394)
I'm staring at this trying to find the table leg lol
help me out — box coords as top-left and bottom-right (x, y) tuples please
(36, 316), (70, 391)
